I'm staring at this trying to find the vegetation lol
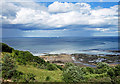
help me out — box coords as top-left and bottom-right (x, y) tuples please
(62, 62), (120, 83)
(17, 65), (63, 82)
(2, 54), (17, 80)
(1, 42), (120, 83)
(0, 43), (14, 53)
(1, 42), (63, 82)
(63, 65), (84, 82)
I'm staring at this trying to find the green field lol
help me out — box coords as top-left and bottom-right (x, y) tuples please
(17, 65), (63, 82)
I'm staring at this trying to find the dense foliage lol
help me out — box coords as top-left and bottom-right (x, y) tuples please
(0, 43), (14, 53)
(2, 54), (17, 79)
(63, 62), (120, 83)
(63, 65), (84, 82)
(12, 50), (45, 65)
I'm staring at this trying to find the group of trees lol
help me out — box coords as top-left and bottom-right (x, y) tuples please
(62, 62), (120, 83)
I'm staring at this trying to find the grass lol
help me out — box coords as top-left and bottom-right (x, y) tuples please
(17, 65), (63, 82)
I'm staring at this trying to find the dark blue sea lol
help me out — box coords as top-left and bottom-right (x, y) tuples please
(2, 37), (119, 56)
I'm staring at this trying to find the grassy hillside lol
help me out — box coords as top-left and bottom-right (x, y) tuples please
(1, 42), (63, 82)
(17, 65), (63, 82)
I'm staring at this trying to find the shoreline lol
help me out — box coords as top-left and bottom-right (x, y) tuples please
(39, 50), (120, 67)
(34, 49), (120, 56)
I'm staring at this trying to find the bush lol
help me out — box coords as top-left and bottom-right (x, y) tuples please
(38, 64), (47, 69)
(95, 62), (110, 74)
(95, 68), (108, 74)
(97, 62), (109, 69)
(86, 77), (111, 82)
(47, 64), (58, 70)
(19, 73), (36, 82)
(2, 54), (17, 79)
(13, 50), (46, 65)
(56, 65), (63, 71)
(114, 64), (120, 76)
(112, 76), (120, 84)
(81, 67), (95, 75)
(84, 73), (107, 79)
(85, 67), (95, 74)
(47, 64), (57, 71)
(64, 62), (74, 70)
(46, 76), (50, 81)
(107, 68), (115, 78)
(63, 66), (84, 82)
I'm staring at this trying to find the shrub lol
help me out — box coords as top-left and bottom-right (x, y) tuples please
(56, 65), (63, 71)
(38, 64), (47, 69)
(47, 64), (57, 71)
(112, 76), (120, 84)
(107, 68), (115, 78)
(114, 64), (120, 76)
(95, 62), (110, 74)
(95, 68), (108, 74)
(63, 66), (84, 82)
(87, 77), (111, 82)
(2, 54), (16, 79)
(84, 73), (107, 79)
(19, 73), (36, 82)
(13, 50), (46, 65)
(81, 67), (95, 75)
(46, 76), (50, 81)
(64, 62), (74, 70)
(97, 62), (109, 69)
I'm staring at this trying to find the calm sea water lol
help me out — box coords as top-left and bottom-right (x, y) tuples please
(2, 37), (119, 56)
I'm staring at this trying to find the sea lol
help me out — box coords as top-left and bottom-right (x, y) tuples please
(2, 36), (120, 56)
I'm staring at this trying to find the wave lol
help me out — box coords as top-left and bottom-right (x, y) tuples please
(32, 49), (120, 56)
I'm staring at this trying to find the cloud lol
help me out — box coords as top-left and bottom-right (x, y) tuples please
(91, 5), (118, 16)
(85, 28), (110, 32)
(48, 1), (91, 13)
(1, 1), (118, 32)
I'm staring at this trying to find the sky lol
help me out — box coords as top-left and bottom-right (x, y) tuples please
(0, 0), (119, 37)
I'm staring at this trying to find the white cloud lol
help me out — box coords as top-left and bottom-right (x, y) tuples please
(48, 1), (91, 14)
(91, 5), (118, 17)
(1, 1), (118, 30)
